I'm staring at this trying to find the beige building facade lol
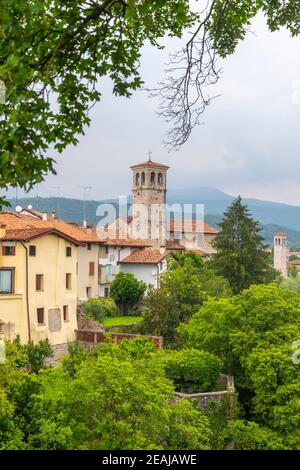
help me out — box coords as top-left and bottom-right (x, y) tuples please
(0, 221), (81, 344)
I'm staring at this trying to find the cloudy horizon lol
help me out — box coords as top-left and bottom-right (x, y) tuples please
(5, 12), (300, 207)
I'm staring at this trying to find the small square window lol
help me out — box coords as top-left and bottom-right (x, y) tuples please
(2, 245), (15, 256)
(36, 274), (44, 291)
(63, 305), (69, 322)
(66, 273), (72, 290)
(37, 308), (45, 324)
(66, 246), (72, 257)
(29, 245), (36, 256)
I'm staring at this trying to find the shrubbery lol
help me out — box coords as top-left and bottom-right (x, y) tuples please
(160, 348), (222, 392)
(82, 297), (118, 323)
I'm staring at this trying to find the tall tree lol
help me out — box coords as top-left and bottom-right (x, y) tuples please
(210, 196), (275, 293)
(1, 2), (300, 198)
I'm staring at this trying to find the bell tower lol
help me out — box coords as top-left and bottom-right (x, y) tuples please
(131, 154), (169, 245)
(273, 232), (288, 278)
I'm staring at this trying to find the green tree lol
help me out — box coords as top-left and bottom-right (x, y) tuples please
(82, 297), (117, 323)
(23, 340), (212, 450)
(1, 2), (300, 197)
(110, 272), (146, 314)
(0, 1), (194, 201)
(160, 348), (222, 392)
(288, 265), (298, 279)
(179, 284), (300, 449)
(281, 275), (300, 293)
(210, 197), (276, 293)
(141, 252), (230, 346)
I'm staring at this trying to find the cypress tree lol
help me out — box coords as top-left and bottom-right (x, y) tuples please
(210, 196), (276, 293)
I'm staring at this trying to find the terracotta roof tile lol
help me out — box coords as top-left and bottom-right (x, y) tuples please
(168, 219), (218, 234)
(165, 239), (186, 250)
(120, 249), (171, 264)
(130, 160), (169, 169)
(1, 227), (84, 246)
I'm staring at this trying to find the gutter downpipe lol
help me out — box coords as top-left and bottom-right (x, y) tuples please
(21, 242), (31, 342)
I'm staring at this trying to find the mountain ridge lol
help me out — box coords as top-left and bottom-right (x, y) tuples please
(3, 187), (300, 248)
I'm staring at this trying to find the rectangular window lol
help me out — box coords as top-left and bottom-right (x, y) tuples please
(89, 262), (95, 276)
(66, 273), (72, 290)
(104, 287), (109, 298)
(86, 286), (92, 299)
(105, 246), (109, 254)
(2, 245), (15, 256)
(0, 268), (14, 294)
(36, 274), (44, 291)
(63, 305), (69, 322)
(29, 245), (36, 256)
(87, 243), (91, 251)
(37, 308), (45, 324)
(66, 246), (72, 257)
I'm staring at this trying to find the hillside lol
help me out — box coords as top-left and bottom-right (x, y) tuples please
(4, 188), (300, 248)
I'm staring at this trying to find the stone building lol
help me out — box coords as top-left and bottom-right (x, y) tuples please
(273, 231), (288, 278)
(130, 158), (169, 246)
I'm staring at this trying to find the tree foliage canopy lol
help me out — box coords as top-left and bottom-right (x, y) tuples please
(0, 337), (212, 450)
(1, 2), (300, 198)
(210, 197), (277, 293)
(110, 272), (146, 314)
(141, 251), (231, 346)
(179, 284), (300, 449)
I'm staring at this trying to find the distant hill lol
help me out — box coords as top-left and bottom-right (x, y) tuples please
(4, 187), (300, 249)
(205, 214), (300, 250)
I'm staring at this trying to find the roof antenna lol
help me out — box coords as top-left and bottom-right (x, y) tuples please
(148, 149), (152, 162)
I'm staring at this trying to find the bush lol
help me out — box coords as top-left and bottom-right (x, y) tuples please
(160, 349), (222, 392)
(82, 298), (117, 323)
(110, 273), (146, 315)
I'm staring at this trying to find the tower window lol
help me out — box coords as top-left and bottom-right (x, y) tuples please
(158, 173), (163, 185)
(136, 173), (140, 186)
(141, 172), (145, 185)
(150, 172), (155, 184)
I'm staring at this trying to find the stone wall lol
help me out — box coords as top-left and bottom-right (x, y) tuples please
(75, 329), (163, 349)
(173, 374), (235, 409)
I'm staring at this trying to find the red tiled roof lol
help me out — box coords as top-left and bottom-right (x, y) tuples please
(165, 239), (186, 250)
(0, 227), (84, 246)
(2, 227), (85, 246)
(102, 238), (152, 247)
(130, 160), (169, 170)
(0, 212), (101, 243)
(120, 249), (171, 264)
(168, 219), (218, 234)
(188, 249), (209, 258)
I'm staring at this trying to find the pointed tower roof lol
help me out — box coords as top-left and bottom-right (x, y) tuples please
(130, 160), (169, 170)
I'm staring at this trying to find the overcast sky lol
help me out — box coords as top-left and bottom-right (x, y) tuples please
(7, 12), (300, 205)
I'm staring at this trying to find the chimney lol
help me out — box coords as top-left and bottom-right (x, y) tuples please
(27, 204), (33, 210)
(83, 220), (87, 228)
(51, 210), (57, 219)
(42, 213), (48, 221)
(0, 223), (6, 238)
